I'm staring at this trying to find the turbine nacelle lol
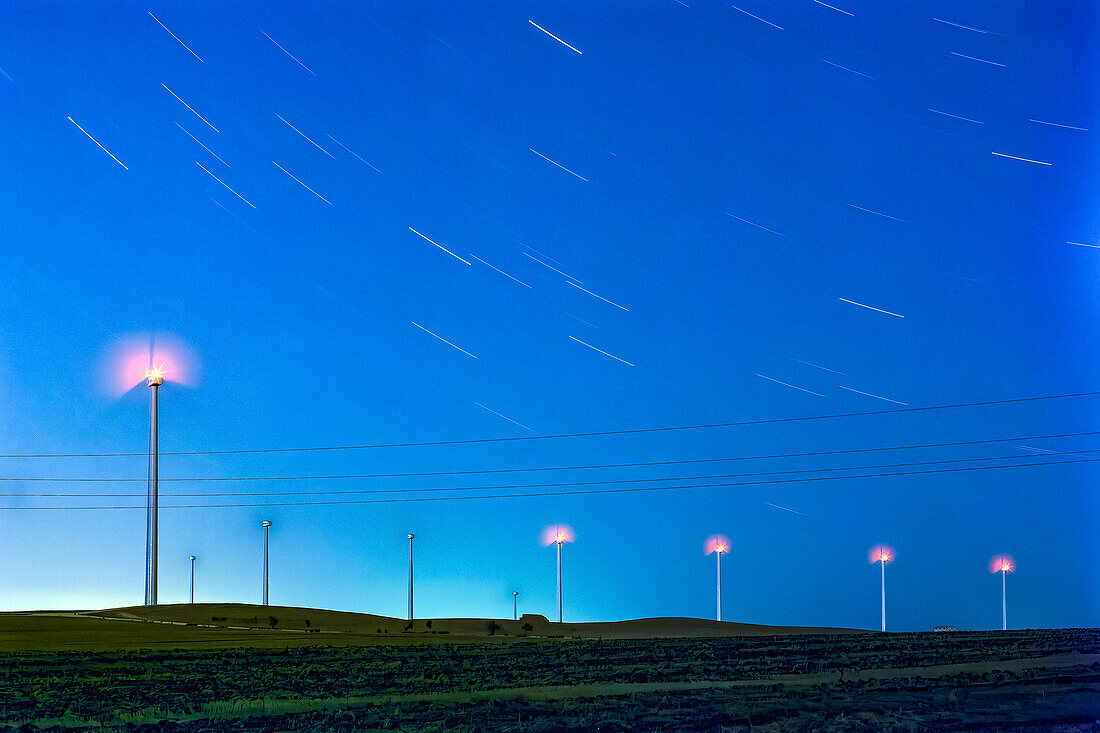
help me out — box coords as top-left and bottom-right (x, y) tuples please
(144, 364), (166, 387)
(540, 524), (575, 546)
(705, 534), (731, 556)
(98, 332), (199, 397)
(869, 545), (894, 564)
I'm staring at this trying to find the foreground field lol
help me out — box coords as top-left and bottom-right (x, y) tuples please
(0, 605), (1097, 731)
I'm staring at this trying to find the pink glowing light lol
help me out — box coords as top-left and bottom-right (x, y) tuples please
(144, 364), (166, 383)
(540, 524), (575, 546)
(989, 555), (1015, 574)
(98, 333), (200, 396)
(869, 545), (894, 564)
(705, 534), (731, 555)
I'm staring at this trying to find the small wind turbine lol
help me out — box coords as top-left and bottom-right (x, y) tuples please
(262, 521), (273, 605)
(870, 545), (894, 632)
(407, 533), (415, 620)
(990, 555), (1015, 630)
(705, 535), (731, 622)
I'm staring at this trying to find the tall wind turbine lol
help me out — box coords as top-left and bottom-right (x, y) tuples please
(705, 535), (731, 622)
(541, 524), (574, 623)
(104, 333), (197, 606)
(870, 546), (893, 631)
(990, 555), (1015, 630)
(144, 365), (164, 605)
(189, 554), (196, 604)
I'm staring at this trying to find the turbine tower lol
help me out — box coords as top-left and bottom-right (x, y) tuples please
(144, 365), (164, 606)
(705, 535), (730, 622)
(407, 533), (415, 620)
(870, 546), (893, 632)
(991, 555), (1014, 630)
(513, 590), (518, 621)
(880, 552), (887, 632)
(262, 521), (273, 605)
(189, 555), (196, 604)
(715, 543), (726, 622)
(541, 524), (574, 623)
(556, 536), (563, 623)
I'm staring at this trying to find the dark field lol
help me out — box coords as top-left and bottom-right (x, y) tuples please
(2, 624), (1099, 732)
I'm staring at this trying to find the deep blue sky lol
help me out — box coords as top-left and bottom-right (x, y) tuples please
(0, 1), (1097, 631)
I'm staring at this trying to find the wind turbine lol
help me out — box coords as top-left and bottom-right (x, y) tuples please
(407, 533), (415, 620)
(102, 333), (198, 605)
(262, 521), (273, 605)
(541, 524), (575, 622)
(870, 545), (893, 632)
(143, 365), (164, 605)
(705, 535), (731, 622)
(990, 555), (1015, 630)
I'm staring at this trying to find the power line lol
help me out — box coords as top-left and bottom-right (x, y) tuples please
(0, 391), (1094, 459)
(2, 456), (1095, 509)
(0, 430), (1094, 483)
(2, 448), (1098, 497)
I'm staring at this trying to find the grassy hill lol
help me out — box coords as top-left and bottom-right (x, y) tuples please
(0, 603), (867, 651)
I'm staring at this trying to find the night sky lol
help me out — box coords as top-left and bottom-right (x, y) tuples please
(0, 1), (1097, 631)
